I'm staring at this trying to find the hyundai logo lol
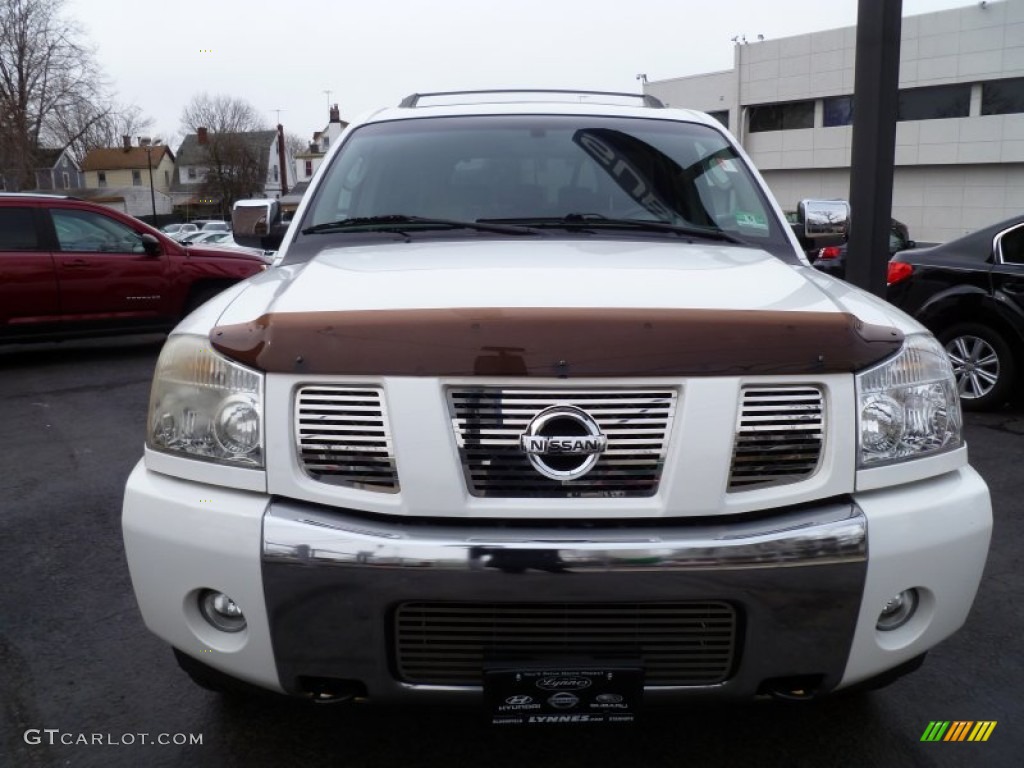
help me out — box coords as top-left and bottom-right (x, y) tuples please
(519, 405), (607, 481)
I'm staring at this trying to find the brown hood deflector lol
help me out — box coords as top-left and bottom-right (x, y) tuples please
(210, 308), (904, 377)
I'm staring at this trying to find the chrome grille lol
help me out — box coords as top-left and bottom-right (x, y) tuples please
(728, 387), (825, 491)
(448, 388), (677, 497)
(295, 386), (398, 492)
(394, 601), (737, 686)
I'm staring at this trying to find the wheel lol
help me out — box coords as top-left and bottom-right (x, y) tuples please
(938, 323), (1017, 411)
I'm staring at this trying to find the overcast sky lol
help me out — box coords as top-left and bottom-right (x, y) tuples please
(64, 0), (979, 146)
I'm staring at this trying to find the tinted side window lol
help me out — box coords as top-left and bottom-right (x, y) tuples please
(51, 209), (145, 253)
(0, 208), (39, 251)
(1000, 226), (1024, 265)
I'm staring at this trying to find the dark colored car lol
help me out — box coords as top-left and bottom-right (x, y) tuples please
(0, 193), (269, 343)
(886, 215), (1024, 410)
(812, 219), (916, 279)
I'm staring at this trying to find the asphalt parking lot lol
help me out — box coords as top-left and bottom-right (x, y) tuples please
(1, 335), (1022, 768)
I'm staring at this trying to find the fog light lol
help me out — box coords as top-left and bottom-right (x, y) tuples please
(876, 589), (918, 631)
(199, 590), (247, 633)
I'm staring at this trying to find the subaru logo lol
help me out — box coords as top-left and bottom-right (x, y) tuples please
(519, 405), (607, 481)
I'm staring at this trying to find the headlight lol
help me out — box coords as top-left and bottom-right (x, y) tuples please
(147, 334), (263, 467)
(856, 333), (962, 467)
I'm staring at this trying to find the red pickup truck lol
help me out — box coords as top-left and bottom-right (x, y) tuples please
(0, 194), (269, 342)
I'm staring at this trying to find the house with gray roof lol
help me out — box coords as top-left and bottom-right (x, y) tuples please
(171, 127), (293, 218)
(0, 147), (82, 192)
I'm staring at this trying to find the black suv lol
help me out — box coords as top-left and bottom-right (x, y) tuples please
(887, 214), (1024, 410)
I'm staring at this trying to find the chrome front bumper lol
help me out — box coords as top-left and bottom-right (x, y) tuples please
(262, 500), (868, 702)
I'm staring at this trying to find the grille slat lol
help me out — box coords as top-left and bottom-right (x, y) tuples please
(295, 386), (399, 492)
(727, 387), (824, 492)
(394, 601), (736, 686)
(449, 388), (677, 498)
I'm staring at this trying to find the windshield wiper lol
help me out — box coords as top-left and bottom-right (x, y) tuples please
(301, 215), (538, 236)
(480, 214), (744, 244)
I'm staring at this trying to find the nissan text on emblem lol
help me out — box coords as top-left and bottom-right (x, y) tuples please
(519, 405), (607, 481)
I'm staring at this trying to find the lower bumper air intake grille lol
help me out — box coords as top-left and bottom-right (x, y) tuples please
(393, 601), (737, 686)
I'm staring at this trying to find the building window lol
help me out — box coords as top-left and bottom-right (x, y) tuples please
(273, 165), (279, 182)
(164, 170), (170, 186)
(187, 167), (197, 180)
(132, 169), (142, 186)
(304, 160), (313, 178)
(97, 171), (107, 188)
(706, 110), (729, 128)
(898, 84), (970, 121)
(982, 77), (1024, 116)
(748, 100), (814, 133)
(322, 136), (329, 149)
(62, 172), (70, 188)
(823, 96), (854, 127)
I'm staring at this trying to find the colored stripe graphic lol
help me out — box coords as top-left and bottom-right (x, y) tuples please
(920, 721), (996, 742)
(944, 721), (972, 741)
(968, 722), (997, 742)
(921, 722), (950, 741)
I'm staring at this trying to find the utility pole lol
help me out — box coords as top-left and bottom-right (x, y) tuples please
(140, 139), (158, 224)
(846, 0), (903, 297)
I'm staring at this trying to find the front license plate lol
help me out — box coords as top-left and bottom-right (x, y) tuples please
(485, 666), (643, 725)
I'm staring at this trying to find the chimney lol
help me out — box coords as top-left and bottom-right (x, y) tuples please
(122, 135), (131, 152)
(329, 104), (341, 123)
(197, 127), (208, 145)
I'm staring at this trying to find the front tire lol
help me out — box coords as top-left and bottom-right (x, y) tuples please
(938, 323), (1016, 411)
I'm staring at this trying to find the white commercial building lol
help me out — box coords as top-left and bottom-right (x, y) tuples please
(645, 0), (1024, 243)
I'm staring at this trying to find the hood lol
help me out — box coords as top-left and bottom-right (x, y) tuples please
(208, 240), (908, 377)
(223, 239), (845, 318)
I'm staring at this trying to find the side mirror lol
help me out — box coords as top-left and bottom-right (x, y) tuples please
(233, 199), (288, 251)
(798, 199), (850, 239)
(141, 232), (162, 256)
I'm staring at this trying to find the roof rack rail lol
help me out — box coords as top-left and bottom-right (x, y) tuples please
(398, 89), (665, 109)
(0, 192), (80, 200)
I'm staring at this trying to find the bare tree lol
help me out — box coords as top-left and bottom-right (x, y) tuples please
(61, 103), (156, 161)
(285, 132), (309, 159)
(0, 0), (113, 189)
(181, 93), (267, 135)
(180, 93), (271, 214)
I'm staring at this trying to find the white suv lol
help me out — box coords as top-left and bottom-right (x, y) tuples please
(123, 90), (991, 722)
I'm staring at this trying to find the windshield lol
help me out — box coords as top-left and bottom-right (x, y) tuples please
(299, 115), (791, 258)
